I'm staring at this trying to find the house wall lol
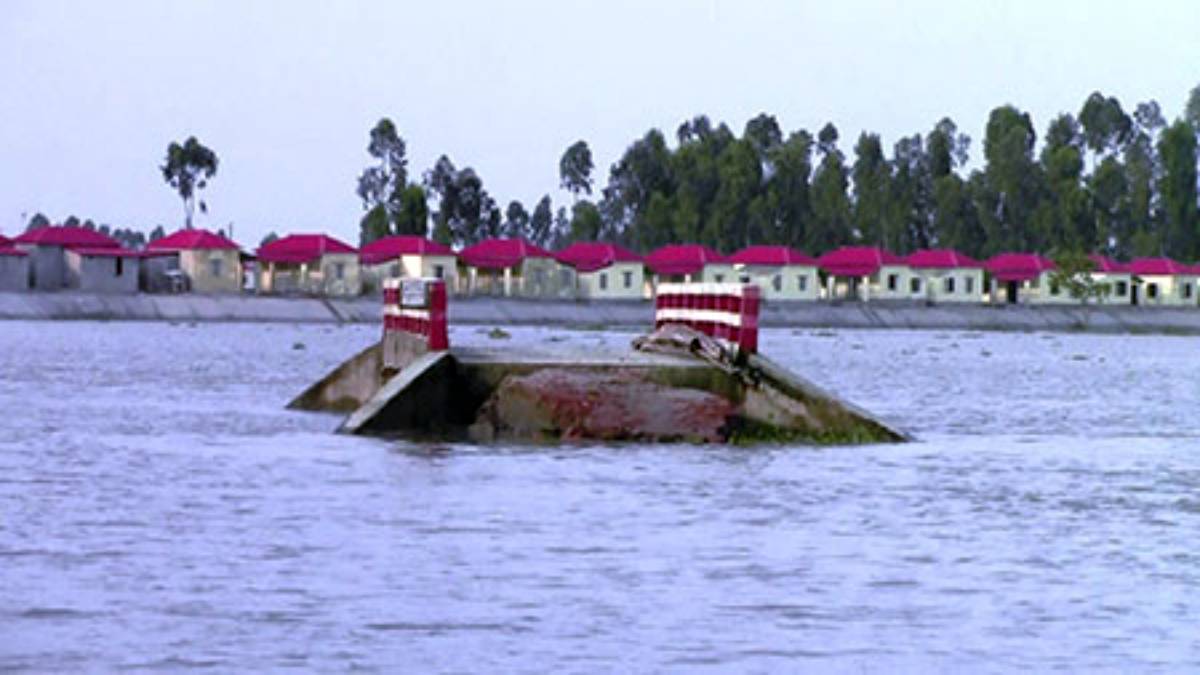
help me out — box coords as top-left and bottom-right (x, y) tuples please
(362, 255), (458, 294)
(517, 258), (575, 298)
(0, 256), (30, 291)
(66, 252), (139, 294)
(140, 254), (179, 293)
(1094, 273), (1134, 305)
(180, 249), (242, 293)
(20, 244), (66, 290)
(576, 262), (644, 300)
(1137, 274), (1198, 307)
(316, 253), (362, 297)
(735, 264), (819, 301)
(909, 268), (985, 304)
(866, 265), (914, 301)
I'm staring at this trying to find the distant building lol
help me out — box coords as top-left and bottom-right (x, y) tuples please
(64, 247), (141, 294)
(645, 244), (734, 292)
(256, 234), (361, 297)
(359, 235), (458, 293)
(13, 225), (124, 291)
(1129, 258), (1197, 307)
(904, 249), (984, 304)
(460, 238), (574, 298)
(555, 242), (645, 300)
(984, 253), (1057, 304)
(817, 246), (908, 301)
(729, 245), (819, 301)
(1087, 255), (1134, 305)
(0, 237), (29, 291)
(143, 228), (243, 293)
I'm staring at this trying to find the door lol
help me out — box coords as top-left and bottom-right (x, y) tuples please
(1131, 284), (1139, 306)
(1006, 280), (1018, 304)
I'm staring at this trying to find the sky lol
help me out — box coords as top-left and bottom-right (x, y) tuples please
(2, 0), (1198, 247)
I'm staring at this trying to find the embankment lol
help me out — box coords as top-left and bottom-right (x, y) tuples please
(1, 291), (1199, 334)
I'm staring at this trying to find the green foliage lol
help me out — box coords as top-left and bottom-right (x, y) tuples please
(357, 118), (427, 245)
(161, 136), (218, 229)
(1158, 119), (1199, 260)
(1049, 251), (1111, 304)
(559, 140), (594, 197)
(260, 231), (279, 247)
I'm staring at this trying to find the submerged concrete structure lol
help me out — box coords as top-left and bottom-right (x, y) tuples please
(291, 278), (906, 446)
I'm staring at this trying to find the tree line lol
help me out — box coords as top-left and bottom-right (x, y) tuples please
(360, 85), (1200, 263)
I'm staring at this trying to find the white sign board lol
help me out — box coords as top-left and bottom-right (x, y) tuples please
(400, 279), (429, 307)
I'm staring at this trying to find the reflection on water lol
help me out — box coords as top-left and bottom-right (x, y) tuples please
(2, 321), (1199, 670)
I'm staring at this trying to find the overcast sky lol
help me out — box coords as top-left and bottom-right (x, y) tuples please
(2, 1), (1197, 246)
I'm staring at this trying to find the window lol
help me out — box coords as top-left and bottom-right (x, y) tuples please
(1115, 280), (1128, 296)
(334, 262), (345, 280)
(1050, 282), (1060, 296)
(714, 273), (725, 283)
(1185, 283), (1194, 300)
(965, 277), (975, 294)
(391, 264), (401, 277)
(887, 274), (898, 291)
(910, 277), (921, 294)
(599, 272), (608, 290)
(1148, 283), (1159, 299)
(433, 264), (444, 279)
(623, 270), (633, 288)
(772, 275), (782, 292)
(739, 274), (751, 283)
(944, 277), (956, 294)
(115, 257), (124, 277)
(798, 275), (807, 291)
(210, 258), (223, 278)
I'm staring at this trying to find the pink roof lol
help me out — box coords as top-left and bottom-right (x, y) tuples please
(69, 246), (140, 258)
(0, 234), (11, 247)
(147, 228), (240, 252)
(460, 238), (553, 269)
(257, 234), (356, 264)
(645, 244), (728, 276)
(359, 235), (455, 265)
(555, 242), (643, 273)
(0, 247), (27, 257)
(905, 249), (981, 269)
(817, 246), (903, 277)
(1129, 257), (1192, 276)
(729, 245), (817, 267)
(984, 253), (1056, 282)
(14, 225), (120, 249)
(1087, 254), (1129, 273)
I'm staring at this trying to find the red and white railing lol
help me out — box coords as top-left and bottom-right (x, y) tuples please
(654, 282), (761, 354)
(382, 278), (449, 351)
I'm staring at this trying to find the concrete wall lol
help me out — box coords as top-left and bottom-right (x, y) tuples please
(181, 249), (242, 293)
(735, 264), (819, 301)
(20, 245), (66, 290)
(259, 254), (362, 297)
(6, 290), (1200, 334)
(909, 268), (985, 304)
(66, 251), (139, 294)
(577, 262), (644, 300)
(0, 255), (29, 291)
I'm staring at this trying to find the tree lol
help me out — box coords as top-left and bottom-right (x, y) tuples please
(394, 184), (429, 236)
(26, 212), (50, 230)
(559, 140), (594, 199)
(851, 132), (890, 246)
(808, 123), (852, 253)
(529, 196), (554, 246)
(1184, 84), (1200, 131)
(260, 231), (279, 247)
(1158, 119), (1199, 259)
(504, 200), (529, 238)
(980, 105), (1040, 253)
(356, 118), (411, 245)
(161, 136), (218, 229)
(1078, 92), (1132, 160)
(569, 201), (603, 242)
(1048, 251), (1110, 306)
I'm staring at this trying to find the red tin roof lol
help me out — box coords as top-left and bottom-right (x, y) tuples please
(1129, 257), (1192, 276)
(69, 246), (140, 258)
(257, 234), (356, 264)
(460, 238), (553, 269)
(147, 228), (240, 252)
(555, 242), (643, 273)
(817, 246), (903, 277)
(0, 247), (27, 257)
(645, 244), (728, 276)
(359, 235), (455, 265)
(0, 234), (11, 247)
(729, 245), (817, 267)
(905, 249), (982, 269)
(14, 225), (120, 249)
(1087, 254), (1129, 273)
(984, 253), (1057, 282)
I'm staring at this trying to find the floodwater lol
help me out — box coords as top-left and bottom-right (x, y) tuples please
(2, 320), (1199, 671)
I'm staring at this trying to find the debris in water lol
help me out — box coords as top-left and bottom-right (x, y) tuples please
(487, 327), (511, 340)
(292, 341), (306, 350)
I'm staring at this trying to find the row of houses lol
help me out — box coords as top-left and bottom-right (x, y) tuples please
(3, 225), (1200, 308)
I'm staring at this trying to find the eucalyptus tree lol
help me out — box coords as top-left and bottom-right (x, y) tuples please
(161, 136), (218, 229)
(559, 140), (594, 199)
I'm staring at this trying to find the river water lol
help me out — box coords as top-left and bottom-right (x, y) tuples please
(2, 321), (1199, 671)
